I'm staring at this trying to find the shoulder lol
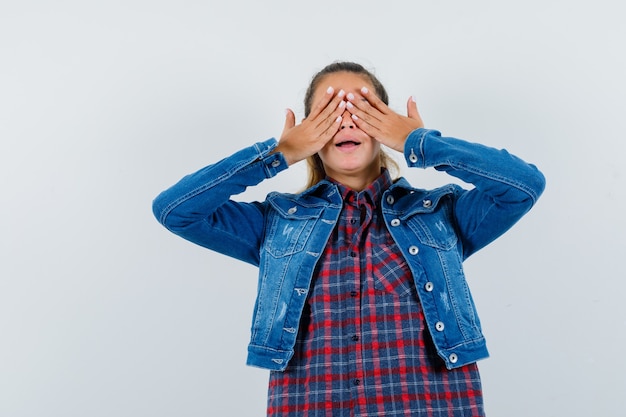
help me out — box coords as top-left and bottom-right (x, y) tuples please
(384, 177), (465, 215)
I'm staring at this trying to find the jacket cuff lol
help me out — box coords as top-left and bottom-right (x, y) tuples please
(254, 138), (288, 178)
(403, 128), (438, 168)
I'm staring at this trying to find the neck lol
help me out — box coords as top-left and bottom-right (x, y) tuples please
(330, 170), (380, 192)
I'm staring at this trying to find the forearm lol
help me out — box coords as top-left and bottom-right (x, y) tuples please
(403, 128), (546, 257)
(152, 138), (288, 264)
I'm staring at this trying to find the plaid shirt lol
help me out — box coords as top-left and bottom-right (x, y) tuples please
(267, 171), (484, 417)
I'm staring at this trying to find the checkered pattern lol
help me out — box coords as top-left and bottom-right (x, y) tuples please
(267, 172), (485, 416)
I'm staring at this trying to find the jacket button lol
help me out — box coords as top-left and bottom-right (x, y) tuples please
(408, 246), (419, 255)
(390, 218), (400, 227)
(409, 149), (418, 163)
(386, 195), (395, 205)
(422, 200), (432, 208)
(425, 282), (434, 292)
(287, 207), (297, 214)
(449, 353), (458, 364)
(435, 321), (445, 331)
(271, 159), (281, 168)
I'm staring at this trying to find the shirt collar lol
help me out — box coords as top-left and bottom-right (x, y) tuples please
(328, 169), (393, 207)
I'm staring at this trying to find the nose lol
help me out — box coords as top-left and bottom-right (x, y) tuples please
(340, 109), (354, 130)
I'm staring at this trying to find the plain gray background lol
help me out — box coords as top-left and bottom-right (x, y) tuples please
(1, 0), (624, 416)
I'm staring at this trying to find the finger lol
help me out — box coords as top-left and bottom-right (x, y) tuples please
(406, 96), (419, 119)
(345, 96), (383, 126)
(345, 89), (387, 127)
(308, 86), (340, 120)
(406, 96), (424, 127)
(316, 103), (344, 138)
(320, 114), (342, 140)
(358, 86), (391, 114)
(349, 112), (383, 139)
(311, 90), (346, 130)
(283, 108), (296, 130)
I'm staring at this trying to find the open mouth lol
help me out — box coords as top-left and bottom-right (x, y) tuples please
(335, 140), (361, 148)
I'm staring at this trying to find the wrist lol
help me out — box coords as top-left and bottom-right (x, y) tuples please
(271, 143), (297, 166)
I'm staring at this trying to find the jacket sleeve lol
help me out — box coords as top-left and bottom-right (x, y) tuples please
(403, 128), (546, 258)
(152, 138), (288, 266)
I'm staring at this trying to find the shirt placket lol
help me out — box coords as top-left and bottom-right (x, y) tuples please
(343, 192), (373, 416)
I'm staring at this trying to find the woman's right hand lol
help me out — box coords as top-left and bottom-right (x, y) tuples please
(274, 87), (346, 166)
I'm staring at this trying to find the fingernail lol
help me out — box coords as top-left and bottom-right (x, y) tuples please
(347, 93), (355, 101)
(285, 108), (290, 115)
(338, 89), (345, 98)
(327, 86), (334, 94)
(411, 96), (416, 102)
(351, 114), (359, 120)
(346, 101), (354, 109)
(361, 87), (369, 94)
(339, 101), (346, 109)
(335, 115), (342, 123)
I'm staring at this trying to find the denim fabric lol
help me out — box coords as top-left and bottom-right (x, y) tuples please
(152, 128), (545, 371)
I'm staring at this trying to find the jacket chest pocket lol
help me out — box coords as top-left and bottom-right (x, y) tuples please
(264, 213), (317, 258)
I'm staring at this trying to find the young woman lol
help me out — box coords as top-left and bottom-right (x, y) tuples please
(153, 62), (545, 416)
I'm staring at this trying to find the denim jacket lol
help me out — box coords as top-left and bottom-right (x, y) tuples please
(152, 128), (545, 371)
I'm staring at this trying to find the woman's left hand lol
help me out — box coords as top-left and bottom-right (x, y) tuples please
(346, 87), (424, 153)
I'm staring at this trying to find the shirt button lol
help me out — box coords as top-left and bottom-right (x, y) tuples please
(350, 291), (358, 297)
(425, 282), (434, 292)
(287, 206), (297, 214)
(350, 218), (357, 224)
(353, 379), (361, 386)
(350, 251), (357, 257)
(386, 195), (395, 205)
(390, 218), (400, 227)
(351, 335), (359, 341)
(271, 159), (281, 168)
(422, 199), (432, 208)
(408, 245), (419, 255)
(435, 321), (445, 332)
(449, 353), (458, 364)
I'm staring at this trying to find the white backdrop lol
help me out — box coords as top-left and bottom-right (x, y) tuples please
(1, 1), (624, 416)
